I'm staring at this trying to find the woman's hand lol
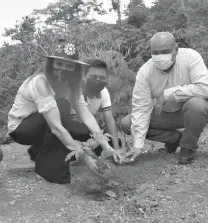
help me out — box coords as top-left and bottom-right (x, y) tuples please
(65, 140), (84, 161)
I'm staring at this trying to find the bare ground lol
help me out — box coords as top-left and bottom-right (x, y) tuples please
(1, 135), (208, 223)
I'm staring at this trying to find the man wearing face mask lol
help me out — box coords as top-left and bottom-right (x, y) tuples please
(75, 59), (121, 161)
(120, 31), (208, 165)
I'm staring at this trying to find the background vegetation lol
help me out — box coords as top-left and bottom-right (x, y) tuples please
(1, 0), (208, 143)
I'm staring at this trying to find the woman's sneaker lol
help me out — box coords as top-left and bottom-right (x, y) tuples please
(27, 145), (38, 162)
(57, 172), (71, 184)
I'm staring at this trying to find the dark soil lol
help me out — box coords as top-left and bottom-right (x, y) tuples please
(1, 135), (208, 223)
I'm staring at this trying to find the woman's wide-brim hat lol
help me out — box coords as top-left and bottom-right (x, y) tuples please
(45, 55), (89, 65)
(43, 38), (88, 66)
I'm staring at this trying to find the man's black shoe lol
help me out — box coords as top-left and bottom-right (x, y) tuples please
(178, 147), (195, 164)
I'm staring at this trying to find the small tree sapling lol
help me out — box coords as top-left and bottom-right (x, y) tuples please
(65, 130), (116, 179)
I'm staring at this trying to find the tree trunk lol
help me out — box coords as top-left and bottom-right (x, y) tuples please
(117, 0), (121, 24)
(111, 0), (122, 24)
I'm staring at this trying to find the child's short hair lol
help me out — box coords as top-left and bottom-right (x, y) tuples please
(85, 59), (108, 74)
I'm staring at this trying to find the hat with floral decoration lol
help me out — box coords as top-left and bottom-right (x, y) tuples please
(44, 38), (88, 65)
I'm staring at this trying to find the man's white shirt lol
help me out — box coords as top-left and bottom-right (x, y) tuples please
(131, 48), (208, 149)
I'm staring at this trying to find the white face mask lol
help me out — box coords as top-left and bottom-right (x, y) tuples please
(152, 50), (175, 71)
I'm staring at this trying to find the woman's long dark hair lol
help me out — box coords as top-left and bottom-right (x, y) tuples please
(44, 58), (82, 107)
(22, 57), (83, 109)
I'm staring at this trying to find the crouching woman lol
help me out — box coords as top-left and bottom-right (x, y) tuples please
(7, 40), (119, 184)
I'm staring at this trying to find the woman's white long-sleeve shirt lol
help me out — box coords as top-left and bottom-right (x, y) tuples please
(131, 48), (208, 149)
(8, 73), (86, 133)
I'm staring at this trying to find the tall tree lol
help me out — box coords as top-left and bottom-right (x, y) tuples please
(4, 16), (36, 43)
(111, 0), (122, 23)
(33, 0), (106, 25)
(125, 0), (149, 28)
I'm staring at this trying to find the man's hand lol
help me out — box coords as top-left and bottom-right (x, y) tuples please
(155, 92), (166, 115)
(120, 146), (142, 164)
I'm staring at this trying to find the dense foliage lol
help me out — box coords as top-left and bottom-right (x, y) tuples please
(1, 0), (208, 143)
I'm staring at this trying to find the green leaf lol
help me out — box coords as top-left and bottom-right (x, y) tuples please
(82, 146), (94, 157)
(100, 135), (111, 143)
(104, 133), (113, 138)
(86, 138), (99, 148)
